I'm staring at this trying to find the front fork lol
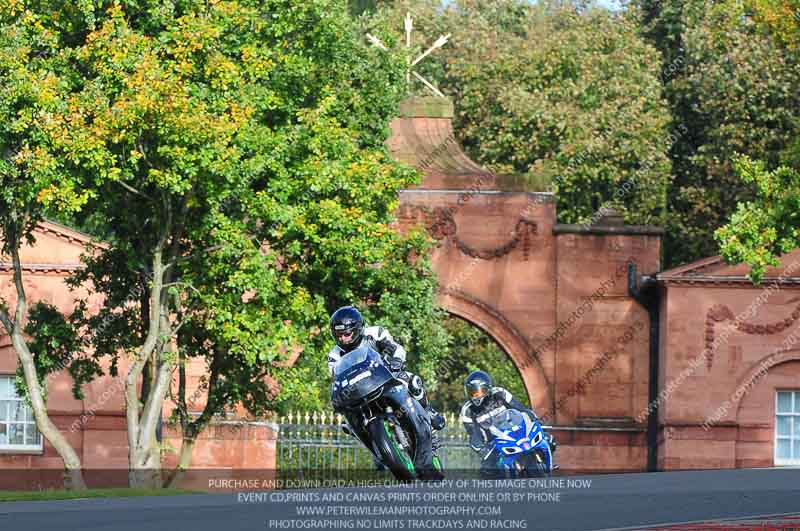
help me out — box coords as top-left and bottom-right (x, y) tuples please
(382, 382), (439, 476)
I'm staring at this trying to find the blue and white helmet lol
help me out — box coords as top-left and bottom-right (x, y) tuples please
(465, 370), (492, 407)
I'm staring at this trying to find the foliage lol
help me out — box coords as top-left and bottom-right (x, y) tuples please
(268, 223), (450, 416)
(632, 0), (800, 267)
(0, 7), (88, 252)
(366, 0), (673, 227)
(745, 0), (800, 50)
(0, 4), (95, 487)
(15, 303), (102, 401)
(715, 156), (800, 283)
(429, 316), (527, 413)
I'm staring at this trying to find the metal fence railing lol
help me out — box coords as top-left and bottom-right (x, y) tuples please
(277, 411), (480, 482)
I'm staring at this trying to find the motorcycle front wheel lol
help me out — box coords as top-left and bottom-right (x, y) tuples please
(520, 451), (550, 478)
(368, 415), (416, 481)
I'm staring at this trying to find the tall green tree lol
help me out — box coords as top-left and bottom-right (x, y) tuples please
(632, 0), (800, 266)
(0, 6), (89, 490)
(11, 0), (448, 487)
(712, 2), (800, 282)
(367, 0), (673, 227)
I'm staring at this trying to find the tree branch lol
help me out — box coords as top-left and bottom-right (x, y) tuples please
(0, 305), (13, 335)
(116, 180), (154, 202)
(137, 139), (153, 169)
(10, 225), (28, 327)
(162, 281), (201, 296)
(189, 346), (224, 436)
(3, 216), (86, 488)
(176, 347), (188, 432)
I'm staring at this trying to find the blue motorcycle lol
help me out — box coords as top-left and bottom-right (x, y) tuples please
(482, 409), (553, 477)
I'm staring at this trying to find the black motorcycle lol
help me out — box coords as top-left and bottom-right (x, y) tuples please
(331, 345), (443, 481)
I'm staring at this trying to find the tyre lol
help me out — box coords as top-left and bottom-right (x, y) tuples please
(368, 415), (416, 481)
(521, 451), (550, 477)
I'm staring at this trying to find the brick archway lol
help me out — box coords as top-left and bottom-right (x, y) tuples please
(438, 288), (552, 414)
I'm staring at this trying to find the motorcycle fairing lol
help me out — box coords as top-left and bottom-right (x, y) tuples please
(331, 346), (394, 409)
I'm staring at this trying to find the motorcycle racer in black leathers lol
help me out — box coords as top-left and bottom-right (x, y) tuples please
(327, 306), (446, 467)
(459, 370), (556, 477)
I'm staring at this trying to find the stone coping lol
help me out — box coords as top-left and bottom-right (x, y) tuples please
(399, 189), (556, 202)
(0, 262), (83, 272)
(657, 275), (800, 286)
(553, 223), (665, 236)
(541, 426), (645, 432)
(397, 96), (454, 118)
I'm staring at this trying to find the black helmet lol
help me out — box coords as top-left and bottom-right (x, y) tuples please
(330, 305), (364, 351)
(465, 370), (492, 407)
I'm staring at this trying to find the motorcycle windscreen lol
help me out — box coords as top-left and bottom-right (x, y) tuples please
(331, 346), (394, 408)
(488, 409), (528, 441)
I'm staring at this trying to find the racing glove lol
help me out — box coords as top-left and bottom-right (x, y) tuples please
(477, 441), (495, 460)
(389, 356), (405, 372)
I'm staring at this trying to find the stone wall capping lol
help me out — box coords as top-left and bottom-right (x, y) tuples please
(400, 189), (556, 202)
(212, 419), (281, 431)
(0, 262), (84, 273)
(575, 416), (639, 429)
(544, 425), (645, 432)
(657, 275), (800, 287)
(553, 223), (665, 236)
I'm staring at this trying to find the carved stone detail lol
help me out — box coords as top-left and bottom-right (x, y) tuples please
(704, 302), (800, 369)
(403, 205), (538, 261)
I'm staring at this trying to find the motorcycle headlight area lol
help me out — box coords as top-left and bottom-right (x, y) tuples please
(531, 432), (543, 446)
(501, 446), (522, 455)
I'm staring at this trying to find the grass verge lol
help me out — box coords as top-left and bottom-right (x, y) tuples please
(0, 487), (200, 502)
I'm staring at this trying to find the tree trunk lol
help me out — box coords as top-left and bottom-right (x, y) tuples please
(126, 205), (186, 489)
(165, 348), (223, 489)
(164, 436), (196, 489)
(126, 247), (167, 489)
(129, 351), (174, 488)
(0, 238), (86, 490)
(10, 332), (87, 490)
(126, 238), (183, 488)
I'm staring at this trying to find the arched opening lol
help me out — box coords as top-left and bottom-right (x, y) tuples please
(437, 289), (553, 415)
(429, 315), (529, 414)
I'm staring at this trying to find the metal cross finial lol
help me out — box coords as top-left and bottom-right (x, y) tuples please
(365, 12), (451, 98)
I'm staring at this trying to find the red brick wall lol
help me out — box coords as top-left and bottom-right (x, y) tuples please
(550, 427), (647, 473)
(658, 283), (800, 469)
(553, 231), (659, 427)
(162, 422), (278, 491)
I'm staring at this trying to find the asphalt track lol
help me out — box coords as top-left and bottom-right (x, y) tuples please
(0, 468), (798, 531)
